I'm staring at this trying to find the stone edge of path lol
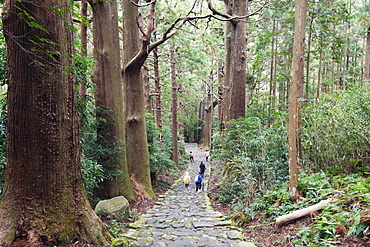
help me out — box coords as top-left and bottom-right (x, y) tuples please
(111, 147), (257, 247)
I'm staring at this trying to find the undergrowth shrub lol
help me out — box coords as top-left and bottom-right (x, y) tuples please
(79, 98), (114, 202)
(81, 158), (105, 201)
(244, 172), (369, 246)
(213, 115), (288, 210)
(216, 160), (257, 208)
(301, 87), (370, 173)
(80, 99), (127, 203)
(145, 113), (176, 182)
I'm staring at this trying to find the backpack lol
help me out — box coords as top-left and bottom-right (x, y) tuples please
(194, 174), (202, 182)
(184, 176), (189, 184)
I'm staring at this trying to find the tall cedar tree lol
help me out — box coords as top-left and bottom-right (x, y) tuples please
(170, 49), (179, 166)
(207, 0), (247, 125)
(203, 88), (214, 148)
(224, 0), (247, 122)
(121, 0), (196, 196)
(122, 0), (155, 198)
(153, 48), (163, 138)
(0, 0), (112, 245)
(364, 5), (370, 83)
(89, 0), (137, 202)
(288, 0), (308, 201)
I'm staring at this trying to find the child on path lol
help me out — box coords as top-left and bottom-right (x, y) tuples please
(183, 172), (191, 191)
(194, 173), (203, 192)
(189, 151), (194, 163)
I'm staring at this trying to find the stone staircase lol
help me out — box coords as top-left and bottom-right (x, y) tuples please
(115, 144), (257, 247)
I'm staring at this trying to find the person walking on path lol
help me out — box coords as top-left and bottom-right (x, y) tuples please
(194, 173), (203, 192)
(205, 150), (210, 162)
(189, 151), (194, 163)
(199, 161), (206, 176)
(183, 172), (191, 191)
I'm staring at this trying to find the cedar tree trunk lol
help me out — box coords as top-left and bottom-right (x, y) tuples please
(224, 0), (247, 122)
(170, 49), (179, 166)
(79, 0), (88, 100)
(223, 0), (232, 124)
(288, 0), (307, 201)
(364, 6), (370, 84)
(122, 0), (155, 199)
(154, 48), (163, 140)
(0, 0), (112, 245)
(89, 0), (136, 201)
(203, 89), (213, 148)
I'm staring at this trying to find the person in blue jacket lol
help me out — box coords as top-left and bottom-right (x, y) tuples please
(194, 173), (203, 192)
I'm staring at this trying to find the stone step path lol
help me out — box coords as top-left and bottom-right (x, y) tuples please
(118, 143), (256, 247)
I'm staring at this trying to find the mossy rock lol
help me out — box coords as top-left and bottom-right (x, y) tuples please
(112, 238), (130, 247)
(95, 196), (130, 220)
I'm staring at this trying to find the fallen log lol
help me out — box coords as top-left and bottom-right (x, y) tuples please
(275, 199), (333, 228)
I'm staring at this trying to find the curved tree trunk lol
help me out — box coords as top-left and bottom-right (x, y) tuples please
(124, 66), (155, 198)
(122, 0), (154, 199)
(89, 0), (136, 202)
(0, 0), (112, 245)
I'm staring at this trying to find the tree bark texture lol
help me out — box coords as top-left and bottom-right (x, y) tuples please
(316, 51), (322, 99)
(222, 0), (232, 125)
(224, 0), (247, 122)
(178, 85), (185, 139)
(305, 13), (314, 104)
(139, 11), (151, 114)
(276, 199), (333, 228)
(89, 0), (136, 201)
(217, 61), (225, 131)
(170, 49), (179, 166)
(143, 61), (151, 113)
(288, 0), (307, 200)
(153, 48), (163, 140)
(269, 18), (277, 125)
(122, 0), (155, 199)
(203, 88), (213, 148)
(363, 13), (370, 84)
(0, 0), (112, 245)
(79, 0), (88, 100)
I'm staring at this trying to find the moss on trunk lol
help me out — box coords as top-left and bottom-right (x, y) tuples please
(0, 0), (112, 245)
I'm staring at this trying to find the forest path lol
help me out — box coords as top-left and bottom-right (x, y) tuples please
(119, 143), (256, 247)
